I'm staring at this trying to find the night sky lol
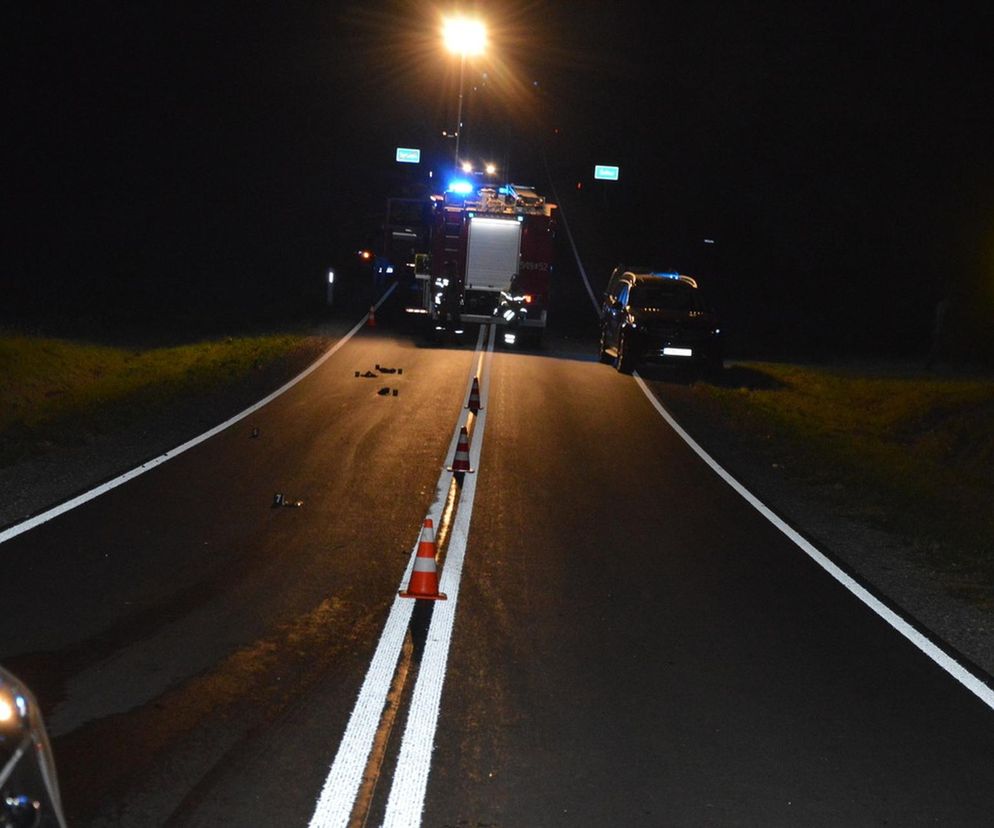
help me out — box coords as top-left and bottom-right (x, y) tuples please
(7, 2), (994, 356)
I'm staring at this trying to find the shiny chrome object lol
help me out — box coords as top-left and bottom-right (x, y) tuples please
(0, 668), (66, 828)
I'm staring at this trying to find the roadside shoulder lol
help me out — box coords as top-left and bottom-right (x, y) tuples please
(645, 375), (994, 682)
(0, 326), (344, 532)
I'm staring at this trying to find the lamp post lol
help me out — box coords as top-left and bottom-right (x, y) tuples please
(443, 16), (486, 168)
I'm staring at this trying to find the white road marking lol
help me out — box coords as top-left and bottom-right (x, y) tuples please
(0, 288), (396, 546)
(307, 597), (414, 828)
(633, 372), (994, 712)
(380, 325), (495, 828)
(308, 325), (492, 828)
(548, 190), (994, 712)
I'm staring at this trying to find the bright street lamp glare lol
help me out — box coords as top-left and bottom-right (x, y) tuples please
(462, 161), (473, 173)
(443, 17), (486, 56)
(485, 163), (497, 175)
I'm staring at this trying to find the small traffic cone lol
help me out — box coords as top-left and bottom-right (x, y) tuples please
(399, 519), (447, 600)
(447, 426), (475, 473)
(367, 305), (377, 327)
(465, 377), (483, 413)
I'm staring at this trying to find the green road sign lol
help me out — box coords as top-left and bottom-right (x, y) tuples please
(594, 164), (620, 181)
(396, 147), (421, 164)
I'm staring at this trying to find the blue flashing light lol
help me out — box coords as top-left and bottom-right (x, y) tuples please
(653, 271), (680, 280)
(448, 180), (474, 196)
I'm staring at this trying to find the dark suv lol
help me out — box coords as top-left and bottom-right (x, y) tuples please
(599, 268), (722, 374)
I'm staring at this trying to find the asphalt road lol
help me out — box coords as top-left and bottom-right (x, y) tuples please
(4, 249), (994, 826)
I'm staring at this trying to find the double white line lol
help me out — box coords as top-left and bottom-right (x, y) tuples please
(309, 324), (496, 828)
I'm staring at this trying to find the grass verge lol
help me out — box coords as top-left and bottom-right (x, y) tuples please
(0, 330), (314, 468)
(687, 362), (994, 606)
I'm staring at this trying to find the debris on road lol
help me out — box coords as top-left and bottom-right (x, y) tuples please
(357, 366), (402, 378)
(272, 493), (303, 508)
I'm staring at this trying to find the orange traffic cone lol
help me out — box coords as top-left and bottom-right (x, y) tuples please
(465, 377), (483, 413)
(447, 426), (475, 473)
(367, 305), (377, 327)
(399, 519), (447, 600)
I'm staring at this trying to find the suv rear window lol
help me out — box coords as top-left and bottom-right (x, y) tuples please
(630, 281), (705, 311)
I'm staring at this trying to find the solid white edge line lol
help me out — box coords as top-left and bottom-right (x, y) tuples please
(549, 189), (994, 713)
(0, 286), (397, 547)
(380, 324), (496, 828)
(308, 324), (489, 828)
(632, 371), (994, 712)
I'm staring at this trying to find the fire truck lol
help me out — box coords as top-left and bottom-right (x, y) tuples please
(391, 183), (558, 344)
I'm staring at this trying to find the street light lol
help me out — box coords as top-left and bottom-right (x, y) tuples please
(443, 16), (486, 168)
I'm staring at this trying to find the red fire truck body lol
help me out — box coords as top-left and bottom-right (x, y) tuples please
(406, 184), (558, 338)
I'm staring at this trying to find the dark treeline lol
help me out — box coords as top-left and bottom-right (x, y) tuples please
(6, 3), (993, 362)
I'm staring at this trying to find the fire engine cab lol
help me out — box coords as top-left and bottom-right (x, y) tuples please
(399, 183), (558, 344)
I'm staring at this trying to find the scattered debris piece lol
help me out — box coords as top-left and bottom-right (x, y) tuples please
(273, 493), (284, 507)
(392, 389), (399, 397)
(378, 387), (391, 396)
(284, 499), (304, 508)
(359, 370), (378, 378)
(251, 427), (260, 438)
(355, 371), (360, 377)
